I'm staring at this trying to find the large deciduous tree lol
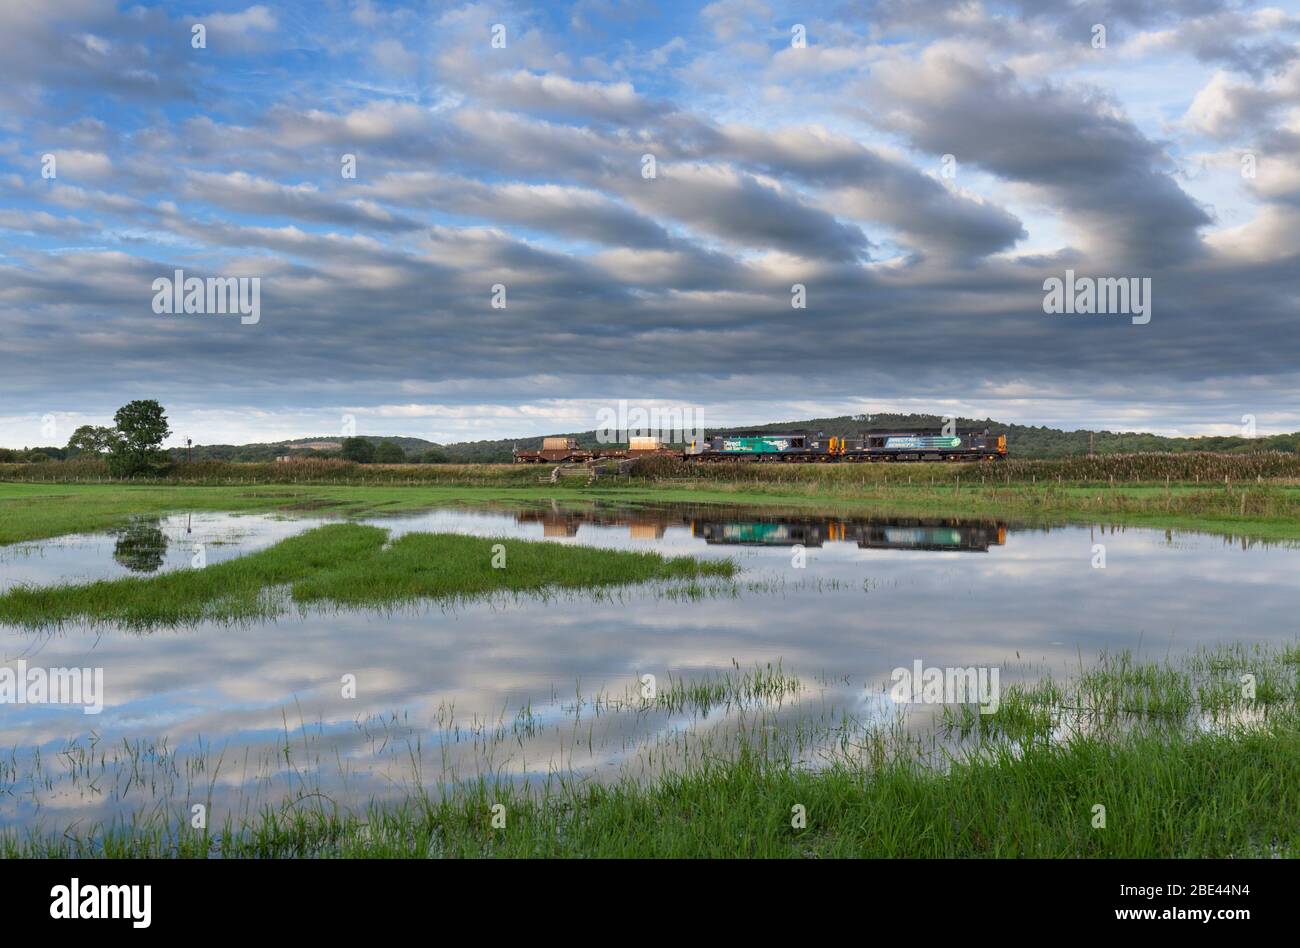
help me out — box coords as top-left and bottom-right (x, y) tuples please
(66, 424), (117, 456)
(107, 400), (171, 477)
(373, 441), (406, 464)
(341, 437), (375, 464)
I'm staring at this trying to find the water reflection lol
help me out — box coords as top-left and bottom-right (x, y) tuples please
(2, 500), (1298, 834)
(511, 504), (1007, 551)
(111, 519), (169, 573)
(697, 516), (1004, 551)
(0, 512), (326, 593)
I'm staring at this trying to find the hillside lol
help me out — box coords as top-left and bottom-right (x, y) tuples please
(167, 414), (1300, 464)
(168, 435), (444, 463)
(432, 414), (1300, 462)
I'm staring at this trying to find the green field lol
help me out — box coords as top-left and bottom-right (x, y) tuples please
(4, 459), (1300, 547)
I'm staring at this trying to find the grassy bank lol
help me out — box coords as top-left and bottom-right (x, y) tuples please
(5, 644), (1297, 857)
(0, 523), (736, 628)
(200, 725), (1300, 857)
(5, 469), (1300, 548)
(8, 450), (1300, 485)
(13, 727), (1299, 857)
(0, 482), (536, 545)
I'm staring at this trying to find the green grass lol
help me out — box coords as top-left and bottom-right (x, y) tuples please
(6, 459), (1300, 549)
(0, 523), (736, 628)
(3, 645), (1298, 858)
(0, 482), (560, 545)
(289, 530), (735, 607)
(290, 725), (1294, 858)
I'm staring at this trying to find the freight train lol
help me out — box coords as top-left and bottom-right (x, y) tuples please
(513, 428), (1006, 463)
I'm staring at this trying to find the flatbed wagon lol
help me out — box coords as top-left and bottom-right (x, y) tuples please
(512, 436), (682, 464)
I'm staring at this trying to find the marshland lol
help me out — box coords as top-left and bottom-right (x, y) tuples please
(1, 464), (1299, 857)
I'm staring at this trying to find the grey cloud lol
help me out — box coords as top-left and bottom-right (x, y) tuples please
(359, 171), (676, 248)
(0, 209), (95, 238)
(858, 48), (1212, 267)
(1, 0), (1297, 445)
(835, 1), (1297, 76)
(183, 171), (423, 232)
(470, 70), (670, 121)
(1185, 64), (1300, 140)
(605, 162), (871, 262)
(699, 125), (1026, 261)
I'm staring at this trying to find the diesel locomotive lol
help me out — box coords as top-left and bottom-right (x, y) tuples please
(686, 427), (1006, 462)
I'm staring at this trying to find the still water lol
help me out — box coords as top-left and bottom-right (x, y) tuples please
(1, 501), (1295, 831)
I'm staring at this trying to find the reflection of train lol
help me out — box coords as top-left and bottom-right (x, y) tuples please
(513, 505), (1007, 552)
(693, 519), (826, 547)
(693, 516), (1006, 552)
(855, 520), (1006, 552)
(514, 428), (1006, 463)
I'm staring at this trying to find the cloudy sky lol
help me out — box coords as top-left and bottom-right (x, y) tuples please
(1, 0), (1298, 448)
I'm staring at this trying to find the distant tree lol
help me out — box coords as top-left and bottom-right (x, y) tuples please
(419, 450), (449, 464)
(341, 437), (375, 464)
(374, 441), (406, 464)
(107, 400), (171, 477)
(67, 425), (116, 456)
(26, 451), (52, 463)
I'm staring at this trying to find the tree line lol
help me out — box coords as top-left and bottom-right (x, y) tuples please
(339, 437), (448, 464)
(0, 403), (449, 470)
(7, 405), (1295, 468)
(1, 400), (173, 476)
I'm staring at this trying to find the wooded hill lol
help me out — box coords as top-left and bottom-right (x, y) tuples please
(166, 414), (1300, 464)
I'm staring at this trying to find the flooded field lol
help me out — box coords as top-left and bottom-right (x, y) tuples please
(2, 501), (1297, 838)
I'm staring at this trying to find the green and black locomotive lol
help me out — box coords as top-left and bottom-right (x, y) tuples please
(687, 427), (1006, 462)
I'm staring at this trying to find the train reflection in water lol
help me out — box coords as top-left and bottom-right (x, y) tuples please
(693, 516), (1006, 551)
(513, 505), (1007, 552)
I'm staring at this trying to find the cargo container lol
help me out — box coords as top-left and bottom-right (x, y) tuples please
(513, 437), (598, 464)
